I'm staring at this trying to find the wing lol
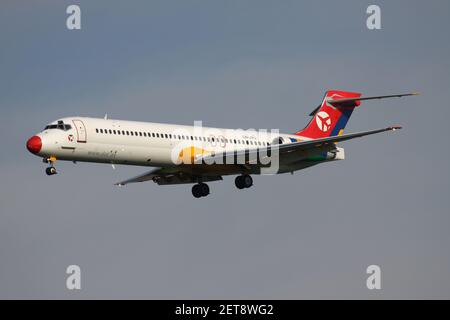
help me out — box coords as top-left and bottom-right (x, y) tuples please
(115, 167), (165, 186)
(280, 126), (402, 151)
(115, 167), (222, 186)
(116, 126), (401, 185)
(199, 126), (402, 165)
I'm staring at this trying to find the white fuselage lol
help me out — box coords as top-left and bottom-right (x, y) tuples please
(29, 117), (342, 175)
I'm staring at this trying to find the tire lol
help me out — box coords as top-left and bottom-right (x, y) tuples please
(192, 184), (202, 198)
(235, 176), (245, 189)
(199, 183), (210, 196)
(243, 175), (253, 188)
(46, 167), (57, 176)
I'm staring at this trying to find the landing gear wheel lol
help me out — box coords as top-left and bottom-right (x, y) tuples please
(192, 183), (210, 198)
(45, 166), (57, 176)
(235, 176), (245, 189)
(199, 183), (210, 196)
(242, 175), (253, 188)
(235, 175), (253, 189)
(192, 185), (202, 198)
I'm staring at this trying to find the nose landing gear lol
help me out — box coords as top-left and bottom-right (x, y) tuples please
(43, 156), (57, 176)
(45, 166), (57, 176)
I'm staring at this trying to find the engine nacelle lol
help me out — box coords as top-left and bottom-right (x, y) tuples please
(271, 136), (292, 145)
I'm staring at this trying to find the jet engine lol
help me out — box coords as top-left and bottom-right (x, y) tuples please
(271, 136), (292, 145)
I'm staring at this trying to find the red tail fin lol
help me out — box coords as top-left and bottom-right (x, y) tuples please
(295, 90), (361, 139)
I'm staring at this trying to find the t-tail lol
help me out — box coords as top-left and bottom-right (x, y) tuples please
(295, 90), (419, 139)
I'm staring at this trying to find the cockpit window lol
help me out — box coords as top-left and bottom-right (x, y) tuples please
(44, 120), (72, 131)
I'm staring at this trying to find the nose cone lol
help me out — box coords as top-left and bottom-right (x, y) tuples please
(26, 136), (42, 154)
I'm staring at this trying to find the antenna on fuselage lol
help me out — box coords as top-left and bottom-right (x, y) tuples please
(104, 114), (108, 120)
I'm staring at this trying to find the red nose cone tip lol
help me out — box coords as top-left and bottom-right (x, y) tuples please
(26, 136), (42, 154)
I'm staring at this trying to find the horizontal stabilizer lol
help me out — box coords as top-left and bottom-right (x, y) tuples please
(309, 92), (418, 116)
(327, 92), (419, 108)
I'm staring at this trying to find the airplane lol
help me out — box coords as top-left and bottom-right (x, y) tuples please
(26, 90), (417, 198)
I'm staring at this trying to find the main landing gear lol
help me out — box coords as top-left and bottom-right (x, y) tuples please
(192, 175), (253, 198)
(235, 174), (253, 189)
(192, 183), (210, 198)
(43, 157), (57, 176)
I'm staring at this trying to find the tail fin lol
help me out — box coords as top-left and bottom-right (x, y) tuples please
(295, 90), (361, 139)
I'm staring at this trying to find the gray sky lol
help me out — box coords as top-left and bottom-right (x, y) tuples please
(1, 0), (450, 299)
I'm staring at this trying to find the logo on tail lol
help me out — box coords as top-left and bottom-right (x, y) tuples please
(315, 111), (332, 132)
(295, 90), (362, 139)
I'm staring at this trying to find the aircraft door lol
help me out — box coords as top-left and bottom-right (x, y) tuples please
(72, 119), (87, 143)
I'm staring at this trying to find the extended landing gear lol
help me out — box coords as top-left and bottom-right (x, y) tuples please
(43, 157), (57, 176)
(235, 174), (253, 189)
(45, 166), (57, 176)
(192, 183), (210, 198)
